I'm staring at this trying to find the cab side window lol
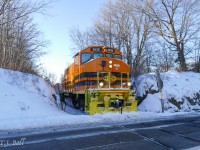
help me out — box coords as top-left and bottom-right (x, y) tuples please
(75, 55), (79, 66)
(81, 53), (92, 63)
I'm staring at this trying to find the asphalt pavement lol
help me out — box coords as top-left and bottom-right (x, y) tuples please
(1, 115), (200, 150)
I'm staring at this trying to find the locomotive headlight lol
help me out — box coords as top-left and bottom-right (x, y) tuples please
(99, 82), (104, 87)
(109, 60), (112, 68)
(127, 82), (131, 87)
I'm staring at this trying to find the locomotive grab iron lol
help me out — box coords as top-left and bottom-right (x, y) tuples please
(62, 46), (137, 115)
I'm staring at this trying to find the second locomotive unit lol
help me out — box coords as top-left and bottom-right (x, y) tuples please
(62, 46), (137, 115)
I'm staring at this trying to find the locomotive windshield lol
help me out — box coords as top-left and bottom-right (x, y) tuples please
(81, 53), (92, 63)
(105, 53), (113, 58)
(93, 52), (103, 58)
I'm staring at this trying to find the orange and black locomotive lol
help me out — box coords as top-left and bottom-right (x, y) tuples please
(62, 46), (137, 115)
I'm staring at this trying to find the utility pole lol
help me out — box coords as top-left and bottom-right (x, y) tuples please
(155, 69), (164, 113)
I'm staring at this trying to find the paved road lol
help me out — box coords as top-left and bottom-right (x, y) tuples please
(1, 116), (200, 150)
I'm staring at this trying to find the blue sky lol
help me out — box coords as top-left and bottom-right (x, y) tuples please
(34, 0), (106, 82)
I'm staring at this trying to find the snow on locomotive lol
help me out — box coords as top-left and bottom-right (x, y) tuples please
(62, 46), (137, 115)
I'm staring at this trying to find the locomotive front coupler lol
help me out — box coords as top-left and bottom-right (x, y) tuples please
(112, 100), (124, 114)
(112, 100), (123, 108)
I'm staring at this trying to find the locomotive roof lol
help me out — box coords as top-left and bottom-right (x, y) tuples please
(72, 46), (121, 58)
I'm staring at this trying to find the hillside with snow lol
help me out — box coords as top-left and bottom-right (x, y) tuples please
(0, 69), (59, 118)
(136, 71), (200, 112)
(0, 68), (200, 131)
(0, 68), (67, 130)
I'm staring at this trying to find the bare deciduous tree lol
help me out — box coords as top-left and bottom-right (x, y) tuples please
(0, 0), (50, 75)
(143, 0), (200, 71)
(69, 26), (92, 53)
(90, 0), (153, 76)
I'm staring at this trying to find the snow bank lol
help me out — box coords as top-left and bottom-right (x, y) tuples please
(137, 70), (200, 112)
(0, 68), (69, 130)
(0, 68), (199, 131)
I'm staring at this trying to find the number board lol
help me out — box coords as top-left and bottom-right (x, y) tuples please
(106, 48), (115, 53)
(90, 47), (102, 52)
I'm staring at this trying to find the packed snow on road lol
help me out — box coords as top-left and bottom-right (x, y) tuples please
(0, 68), (200, 131)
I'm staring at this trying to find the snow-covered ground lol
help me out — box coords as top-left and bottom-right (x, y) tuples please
(0, 68), (200, 131)
(137, 70), (200, 112)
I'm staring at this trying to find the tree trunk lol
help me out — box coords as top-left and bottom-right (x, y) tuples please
(177, 42), (187, 71)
